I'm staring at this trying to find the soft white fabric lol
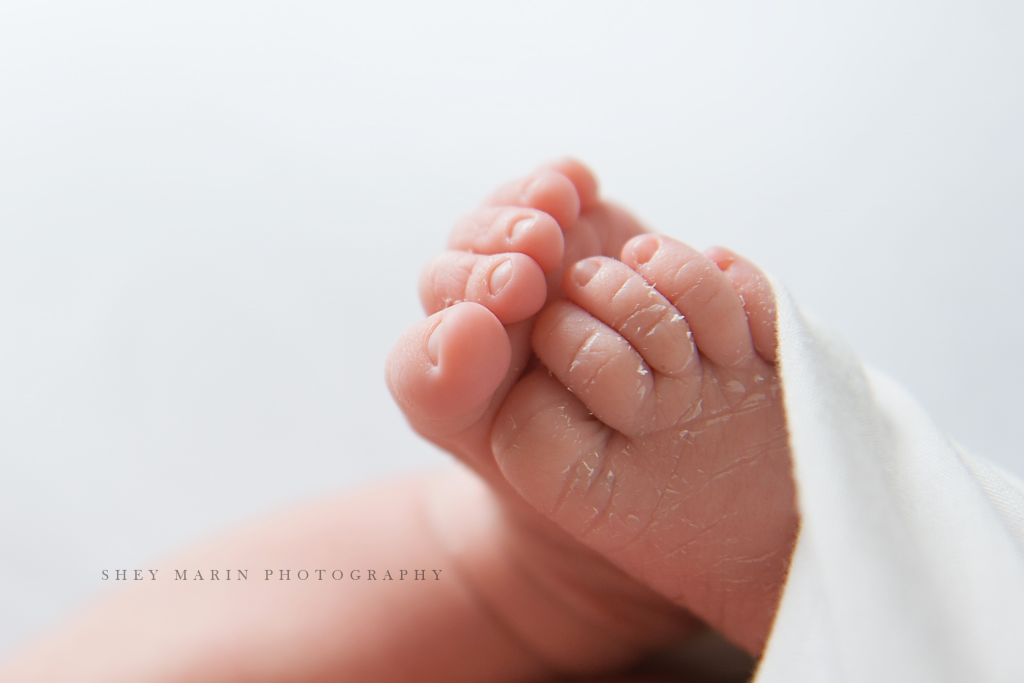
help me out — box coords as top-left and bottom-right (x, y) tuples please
(756, 285), (1024, 682)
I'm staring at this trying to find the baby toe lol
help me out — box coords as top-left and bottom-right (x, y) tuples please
(486, 168), (581, 230)
(705, 246), (778, 363)
(562, 257), (698, 379)
(621, 235), (757, 369)
(419, 251), (547, 324)
(448, 206), (565, 274)
(386, 302), (511, 431)
(532, 300), (661, 437)
(541, 158), (600, 212)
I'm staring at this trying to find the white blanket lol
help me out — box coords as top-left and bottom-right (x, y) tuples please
(755, 285), (1024, 682)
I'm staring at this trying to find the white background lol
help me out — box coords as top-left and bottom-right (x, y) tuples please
(0, 0), (1021, 658)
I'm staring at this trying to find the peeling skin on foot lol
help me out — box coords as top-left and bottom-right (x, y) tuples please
(672, 398), (703, 428)
(568, 329), (605, 375)
(390, 165), (796, 657)
(508, 274), (791, 649)
(724, 380), (745, 394)
(634, 382), (646, 400)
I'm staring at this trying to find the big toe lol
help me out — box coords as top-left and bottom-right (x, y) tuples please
(620, 235), (757, 369)
(386, 302), (512, 435)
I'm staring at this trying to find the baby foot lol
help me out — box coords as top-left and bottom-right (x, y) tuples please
(388, 160), (645, 479)
(386, 161), (796, 670)
(495, 236), (797, 655)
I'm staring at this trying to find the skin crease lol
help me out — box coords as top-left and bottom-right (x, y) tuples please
(0, 161), (797, 683)
(391, 160), (798, 658)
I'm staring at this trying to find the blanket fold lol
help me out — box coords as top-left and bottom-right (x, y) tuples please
(756, 284), (1024, 682)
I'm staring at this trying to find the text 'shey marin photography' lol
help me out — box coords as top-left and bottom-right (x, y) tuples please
(101, 569), (443, 581)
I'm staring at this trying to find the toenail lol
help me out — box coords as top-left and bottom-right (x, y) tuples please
(570, 258), (601, 287)
(426, 320), (443, 365)
(523, 174), (544, 198)
(716, 255), (738, 271)
(510, 217), (535, 239)
(488, 259), (513, 295)
(632, 236), (660, 265)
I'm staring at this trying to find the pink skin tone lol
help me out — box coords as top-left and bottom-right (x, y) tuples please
(1, 476), (688, 683)
(388, 160), (797, 657)
(0, 162), (796, 683)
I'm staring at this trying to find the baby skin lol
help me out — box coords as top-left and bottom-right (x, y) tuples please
(387, 160), (799, 669)
(0, 161), (798, 683)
